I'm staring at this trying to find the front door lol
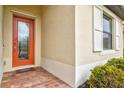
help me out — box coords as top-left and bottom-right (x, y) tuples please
(13, 15), (34, 67)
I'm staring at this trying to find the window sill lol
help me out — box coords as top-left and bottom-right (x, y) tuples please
(100, 50), (116, 55)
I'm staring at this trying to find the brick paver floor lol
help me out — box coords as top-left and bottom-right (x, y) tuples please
(1, 67), (71, 88)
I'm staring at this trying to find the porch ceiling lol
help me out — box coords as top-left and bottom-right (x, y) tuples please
(105, 5), (124, 20)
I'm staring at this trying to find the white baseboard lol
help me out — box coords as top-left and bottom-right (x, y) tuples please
(0, 62), (3, 85)
(41, 58), (75, 87)
(75, 60), (107, 87)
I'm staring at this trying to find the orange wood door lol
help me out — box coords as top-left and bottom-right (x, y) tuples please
(13, 15), (34, 67)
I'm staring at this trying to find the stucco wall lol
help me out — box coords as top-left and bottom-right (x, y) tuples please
(3, 6), (42, 72)
(0, 5), (3, 85)
(75, 5), (123, 66)
(41, 6), (75, 87)
(41, 6), (75, 66)
(75, 5), (123, 87)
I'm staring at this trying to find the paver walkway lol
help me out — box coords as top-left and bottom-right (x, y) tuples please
(1, 67), (70, 88)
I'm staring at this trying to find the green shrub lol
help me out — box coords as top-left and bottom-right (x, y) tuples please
(106, 58), (124, 71)
(86, 65), (124, 88)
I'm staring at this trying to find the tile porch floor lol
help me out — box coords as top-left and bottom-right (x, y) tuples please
(1, 67), (70, 88)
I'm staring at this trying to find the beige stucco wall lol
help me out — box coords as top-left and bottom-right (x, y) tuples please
(3, 6), (42, 72)
(41, 6), (75, 66)
(75, 5), (123, 66)
(0, 6), (3, 65)
(0, 5), (3, 84)
(40, 6), (75, 87)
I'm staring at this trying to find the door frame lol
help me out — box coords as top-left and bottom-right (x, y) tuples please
(12, 15), (35, 67)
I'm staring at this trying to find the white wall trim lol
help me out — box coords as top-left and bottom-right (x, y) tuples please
(10, 10), (37, 18)
(100, 50), (116, 55)
(41, 57), (75, 87)
(0, 62), (3, 86)
(75, 56), (122, 87)
(75, 60), (107, 87)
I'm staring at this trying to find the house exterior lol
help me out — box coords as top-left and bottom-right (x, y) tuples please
(0, 5), (123, 88)
(0, 5), (75, 87)
(75, 5), (123, 87)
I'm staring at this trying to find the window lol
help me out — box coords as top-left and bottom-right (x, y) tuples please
(103, 14), (112, 50)
(94, 6), (120, 53)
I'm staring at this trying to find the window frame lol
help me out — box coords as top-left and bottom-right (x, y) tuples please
(103, 13), (113, 50)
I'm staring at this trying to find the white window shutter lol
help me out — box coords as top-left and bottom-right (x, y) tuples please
(93, 6), (103, 52)
(115, 20), (120, 50)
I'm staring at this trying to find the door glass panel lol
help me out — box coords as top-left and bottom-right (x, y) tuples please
(18, 21), (30, 59)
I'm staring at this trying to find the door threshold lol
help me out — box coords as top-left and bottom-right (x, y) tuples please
(15, 67), (35, 74)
